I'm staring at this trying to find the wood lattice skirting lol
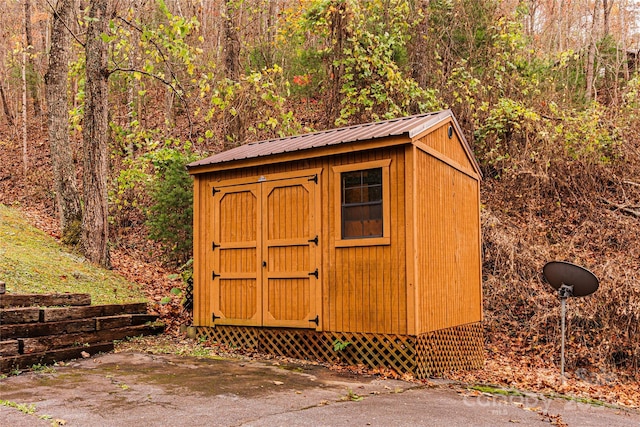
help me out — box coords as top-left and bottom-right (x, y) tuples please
(194, 322), (483, 378)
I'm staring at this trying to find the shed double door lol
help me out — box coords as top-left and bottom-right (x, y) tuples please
(210, 174), (320, 329)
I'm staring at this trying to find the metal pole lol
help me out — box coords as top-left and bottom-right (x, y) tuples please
(560, 296), (566, 381)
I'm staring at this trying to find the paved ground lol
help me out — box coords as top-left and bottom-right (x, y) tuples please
(1, 352), (639, 426)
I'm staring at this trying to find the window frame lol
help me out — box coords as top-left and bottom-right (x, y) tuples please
(332, 159), (391, 247)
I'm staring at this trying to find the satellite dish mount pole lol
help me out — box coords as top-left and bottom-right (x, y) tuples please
(558, 283), (573, 380)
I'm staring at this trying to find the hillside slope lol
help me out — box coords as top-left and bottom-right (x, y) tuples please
(0, 203), (145, 304)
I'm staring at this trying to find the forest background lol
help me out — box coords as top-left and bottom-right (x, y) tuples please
(1, 0), (640, 403)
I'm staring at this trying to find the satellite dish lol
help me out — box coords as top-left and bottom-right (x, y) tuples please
(543, 261), (599, 297)
(542, 261), (599, 381)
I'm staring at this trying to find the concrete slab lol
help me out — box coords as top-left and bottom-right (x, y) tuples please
(0, 352), (638, 426)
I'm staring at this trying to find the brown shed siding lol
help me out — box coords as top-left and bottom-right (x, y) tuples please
(414, 146), (482, 334)
(416, 121), (477, 177)
(192, 146), (409, 335)
(327, 147), (407, 335)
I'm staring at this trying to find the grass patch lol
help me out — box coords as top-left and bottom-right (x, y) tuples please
(469, 384), (527, 397)
(0, 399), (36, 415)
(0, 204), (146, 304)
(545, 392), (611, 408)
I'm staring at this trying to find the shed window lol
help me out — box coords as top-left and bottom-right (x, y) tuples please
(341, 168), (383, 238)
(332, 159), (391, 247)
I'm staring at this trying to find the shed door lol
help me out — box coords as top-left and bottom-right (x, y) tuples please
(262, 177), (319, 328)
(211, 183), (261, 326)
(210, 175), (320, 329)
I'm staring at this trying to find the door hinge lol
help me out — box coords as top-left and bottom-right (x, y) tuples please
(308, 268), (319, 279)
(212, 271), (220, 280)
(212, 312), (220, 322)
(212, 241), (219, 251)
(308, 235), (318, 246)
(308, 174), (318, 184)
(212, 187), (220, 196)
(309, 315), (319, 326)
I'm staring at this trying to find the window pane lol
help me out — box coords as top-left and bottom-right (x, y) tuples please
(366, 185), (382, 202)
(368, 203), (382, 221)
(362, 168), (382, 185)
(340, 166), (384, 240)
(342, 172), (362, 188)
(362, 219), (382, 237)
(344, 205), (363, 221)
(344, 188), (363, 204)
(343, 206), (364, 238)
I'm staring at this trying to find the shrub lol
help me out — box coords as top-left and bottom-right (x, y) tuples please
(146, 146), (196, 266)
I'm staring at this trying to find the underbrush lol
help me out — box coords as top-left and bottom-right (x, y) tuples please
(481, 148), (640, 379)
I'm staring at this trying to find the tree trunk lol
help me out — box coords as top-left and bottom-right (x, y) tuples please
(223, 0), (241, 80)
(45, 0), (82, 243)
(82, 0), (111, 267)
(221, 0), (243, 147)
(408, 0), (431, 89)
(164, 61), (174, 128)
(602, 0), (614, 37)
(324, 0), (349, 127)
(0, 80), (14, 126)
(620, 0), (629, 81)
(24, 0), (42, 117)
(22, 48), (28, 174)
(585, 0), (601, 103)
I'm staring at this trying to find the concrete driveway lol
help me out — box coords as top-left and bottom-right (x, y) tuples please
(1, 352), (638, 426)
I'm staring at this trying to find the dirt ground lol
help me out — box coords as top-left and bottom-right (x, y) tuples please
(1, 351), (639, 427)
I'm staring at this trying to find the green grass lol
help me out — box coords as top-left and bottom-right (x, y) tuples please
(0, 204), (146, 304)
(469, 385), (526, 397)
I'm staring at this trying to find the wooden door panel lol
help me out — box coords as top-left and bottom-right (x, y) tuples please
(262, 179), (318, 328)
(219, 279), (257, 320)
(211, 184), (261, 326)
(266, 278), (310, 321)
(266, 184), (309, 240)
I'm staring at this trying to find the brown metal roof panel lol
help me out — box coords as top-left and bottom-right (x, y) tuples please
(187, 110), (452, 169)
(407, 111), (450, 138)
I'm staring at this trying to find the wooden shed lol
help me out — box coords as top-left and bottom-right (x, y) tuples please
(187, 110), (483, 377)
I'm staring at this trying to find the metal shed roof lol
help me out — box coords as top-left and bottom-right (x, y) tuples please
(187, 110), (470, 170)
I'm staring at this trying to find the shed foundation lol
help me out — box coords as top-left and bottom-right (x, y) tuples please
(194, 322), (483, 378)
